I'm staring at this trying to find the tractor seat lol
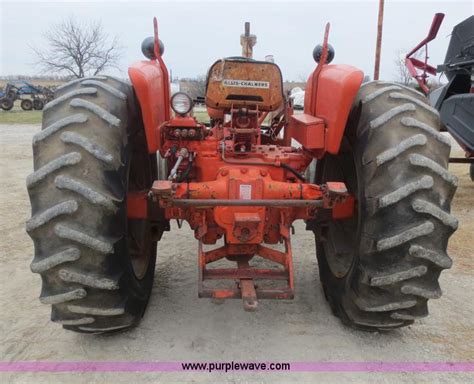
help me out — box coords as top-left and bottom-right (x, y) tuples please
(205, 57), (285, 112)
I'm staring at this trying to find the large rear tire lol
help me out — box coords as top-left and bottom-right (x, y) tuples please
(315, 81), (458, 331)
(27, 76), (160, 333)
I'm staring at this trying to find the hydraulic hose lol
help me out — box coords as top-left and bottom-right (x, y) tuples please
(280, 163), (306, 182)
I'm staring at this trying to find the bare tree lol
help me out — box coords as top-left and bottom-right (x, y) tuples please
(32, 17), (121, 78)
(182, 75), (207, 100)
(297, 72), (310, 83)
(427, 77), (442, 91)
(393, 49), (413, 86)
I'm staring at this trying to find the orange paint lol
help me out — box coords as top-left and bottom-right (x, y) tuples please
(305, 64), (364, 155)
(128, 60), (170, 153)
(287, 113), (325, 150)
(127, 191), (148, 219)
(125, 19), (363, 307)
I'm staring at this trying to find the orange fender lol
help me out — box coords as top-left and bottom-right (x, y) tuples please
(304, 64), (363, 155)
(128, 60), (170, 153)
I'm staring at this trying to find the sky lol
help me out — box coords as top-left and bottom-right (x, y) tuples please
(0, 0), (472, 82)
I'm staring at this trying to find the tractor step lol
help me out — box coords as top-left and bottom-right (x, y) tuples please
(198, 239), (294, 311)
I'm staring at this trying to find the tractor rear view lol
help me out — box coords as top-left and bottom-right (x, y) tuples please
(26, 20), (457, 333)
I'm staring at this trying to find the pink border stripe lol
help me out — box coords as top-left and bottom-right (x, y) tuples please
(291, 362), (474, 372)
(0, 361), (473, 373)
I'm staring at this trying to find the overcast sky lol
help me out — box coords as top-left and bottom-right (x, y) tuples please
(0, 0), (472, 81)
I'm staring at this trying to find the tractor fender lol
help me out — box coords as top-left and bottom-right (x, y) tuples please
(128, 60), (170, 153)
(439, 93), (474, 155)
(305, 64), (363, 155)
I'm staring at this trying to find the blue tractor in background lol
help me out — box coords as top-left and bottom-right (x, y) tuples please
(0, 80), (54, 111)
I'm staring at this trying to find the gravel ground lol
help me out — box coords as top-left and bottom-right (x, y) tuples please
(0, 124), (472, 384)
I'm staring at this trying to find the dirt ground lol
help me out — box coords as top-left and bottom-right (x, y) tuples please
(0, 124), (472, 384)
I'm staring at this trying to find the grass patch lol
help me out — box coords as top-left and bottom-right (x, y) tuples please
(0, 106), (43, 124)
(0, 105), (210, 125)
(193, 110), (210, 124)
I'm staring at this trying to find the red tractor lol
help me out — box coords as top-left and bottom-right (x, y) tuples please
(27, 20), (457, 333)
